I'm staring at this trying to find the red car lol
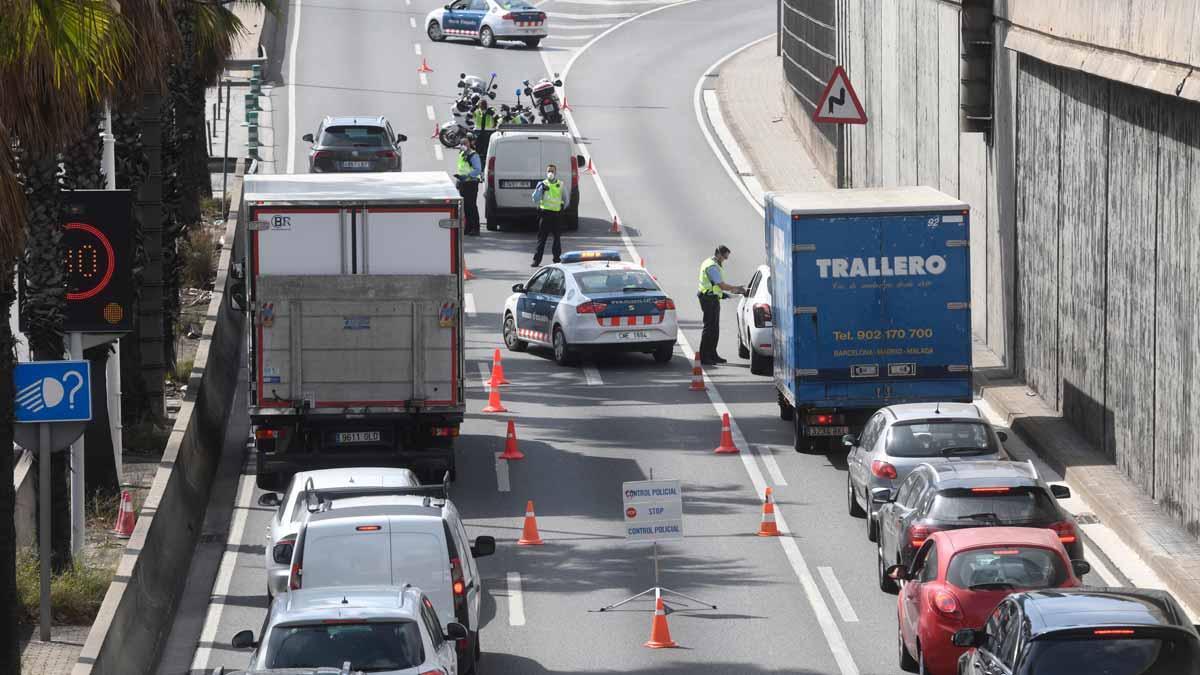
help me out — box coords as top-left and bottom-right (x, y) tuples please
(887, 526), (1090, 675)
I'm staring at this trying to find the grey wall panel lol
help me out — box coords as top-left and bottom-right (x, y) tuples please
(962, 134), (988, 341)
(937, 3), (961, 197)
(1015, 56), (1061, 403)
(1103, 80), (1159, 492)
(880, 0), (900, 186)
(989, 44), (1019, 364)
(915, 0), (940, 187)
(1056, 68), (1109, 449)
(1153, 95), (1200, 527)
(864, 0), (884, 186)
(896, 0), (918, 185)
(848, 0), (868, 187)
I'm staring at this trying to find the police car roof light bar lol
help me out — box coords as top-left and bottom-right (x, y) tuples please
(560, 250), (621, 264)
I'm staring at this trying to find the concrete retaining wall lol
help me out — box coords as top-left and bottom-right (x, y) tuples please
(13, 449), (34, 549)
(73, 172), (247, 675)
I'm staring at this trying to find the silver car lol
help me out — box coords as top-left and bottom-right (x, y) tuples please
(844, 402), (1009, 541)
(735, 264), (773, 376)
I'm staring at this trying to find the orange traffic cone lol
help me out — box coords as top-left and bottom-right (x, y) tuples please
(463, 264), (476, 280)
(517, 500), (544, 545)
(417, 57), (434, 73)
(757, 487), (780, 536)
(644, 597), (678, 649)
(499, 420), (525, 460)
(609, 216), (620, 234)
(482, 385), (508, 413)
(113, 490), (136, 539)
(490, 348), (511, 386)
(713, 413), (739, 454)
(689, 352), (705, 391)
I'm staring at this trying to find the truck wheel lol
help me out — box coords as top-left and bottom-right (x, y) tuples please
(552, 327), (578, 366)
(777, 390), (794, 421)
(257, 471), (283, 492)
(503, 314), (527, 352)
(749, 349), (771, 376)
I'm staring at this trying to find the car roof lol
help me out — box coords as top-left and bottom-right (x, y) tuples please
(321, 115), (388, 127)
(934, 526), (1064, 553)
(920, 460), (1041, 488)
(883, 402), (984, 423)
(275, 585), (419, 624)
(1015, 588), (1195, 636)
(306, 500), (446, 526)
(290, 467), (419, 491)
(560, 260), (648, 274)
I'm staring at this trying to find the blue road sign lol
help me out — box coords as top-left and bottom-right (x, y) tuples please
(14, 360), (92, 423)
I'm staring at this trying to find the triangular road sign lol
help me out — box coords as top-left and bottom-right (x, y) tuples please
(813, 66), (868, 125)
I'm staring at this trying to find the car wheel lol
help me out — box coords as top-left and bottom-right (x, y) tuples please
(480, 26), (496, 48)
(749, 347), (771, 376)
(484, 196), (501, 231)
(737, 330), (750, 359)
(524, 38), (541, 48)
(878, 542), (899, 593)
(652, 343), (673, 364)
(898, 624), (918, 672)
(503, 314), (527, 352)
(427, 20), (445, 41)
(847, 475), (866, 518)
(867, 513), (879, 542)
(553, 327), (577, 366)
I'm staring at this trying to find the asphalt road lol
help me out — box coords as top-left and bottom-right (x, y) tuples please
(159, 2), (1108, 674)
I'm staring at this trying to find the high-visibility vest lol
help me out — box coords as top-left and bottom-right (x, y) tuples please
(698, 257), (723, 296)
(456, 150), (479, 180)
(473, 108), (497, 130)
(539, 179), (563, 212)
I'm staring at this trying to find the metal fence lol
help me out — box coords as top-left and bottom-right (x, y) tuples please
(781, 0), (838, 147)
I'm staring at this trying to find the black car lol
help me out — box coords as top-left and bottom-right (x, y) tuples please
(954, 588), (1200, 675)
(303, 115), (407, 173)
(874, 460), (1079, 593)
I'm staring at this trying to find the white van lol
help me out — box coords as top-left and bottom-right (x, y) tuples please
(287, 495), (493, 674)
(484, 123), (584, 231)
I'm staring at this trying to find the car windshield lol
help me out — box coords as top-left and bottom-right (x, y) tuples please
(266, 621), (424, 672)
(318, 125), (389, 147)
(572, 269), (659, 294)
(930, 487), (1061, 525)
(884, 421), (997, 458)
(946, 546), (1068, 590)
(1026, 636), (1200, 675)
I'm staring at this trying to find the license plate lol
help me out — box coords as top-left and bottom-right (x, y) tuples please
(807, 426), (849, 437)
(499, 180), (533, 189)
(335, 431), (381, 444)
(617, 331), (650, 340)
(340, 161), (371, 169)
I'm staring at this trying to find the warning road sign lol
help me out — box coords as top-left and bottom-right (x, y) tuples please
(813, 66), (868, 125)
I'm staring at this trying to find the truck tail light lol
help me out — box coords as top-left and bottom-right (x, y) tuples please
(272, 535), (296, 564)
(871, 460), (898, 480)
(931, 590), (961, 617)
(655, 298), (675, 311)
(576, 301), (607, 314)
(807, 414), (845, 426)
(487, 155), (496, 190)
(909, 524), (940, 548)
(1050, 521), (1078, 545)
(752, 303), (772, 327)
(431, 426), (459, 438)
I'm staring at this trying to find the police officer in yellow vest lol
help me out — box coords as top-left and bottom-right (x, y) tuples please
(473, 100), (499, 160)
(455, 137), (483, 236)
(697, 245), (746, 365)
(530, 163), (568, 267)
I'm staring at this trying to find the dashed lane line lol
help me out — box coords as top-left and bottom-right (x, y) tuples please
(414, 43), (422, 55)
(818, 567), (860, 623)
(433, 143), (444, 161)
(285, 0), (304, 173)
(495, 452), (511, 492)
(426, 104), (437, 121)
(419, 72), (429, 86)
(582, 364), (603, 386)
(477, 362), (492, 389)
(464, 292), (476, 316)
(410, 16), (416, 28)
(754, 444), (788, 486)
(507, 572), (526, 625)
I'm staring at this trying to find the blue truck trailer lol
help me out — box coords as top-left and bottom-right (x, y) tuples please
(765, 187), (973, 452)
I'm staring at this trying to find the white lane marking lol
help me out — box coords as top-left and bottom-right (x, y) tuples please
(478, 362), (492, 389)
(495, 452), (511, 492)
(426, 104), (437, 121)
(546, 33), (596, 40)
(1082, 540), (1121, 586)
(410, 16), (416, 28)
(464, 292), (477, 317)
(582, 364), (603, 386)
(549, 12), (862, 670)
(419, 72), (429, 86)
(818, 567), (860, 623)
(414, 43), (422, 56)
(285, 0), (304, 173)
(547, 11), (634, 17)
(549, 22), (610, 29)
(433, 143), (444, 161)
(507, 572), (525, 625)
(754, 444), (788, 486)
(693, 35), (774, 217)
(190, 473), (257, 670)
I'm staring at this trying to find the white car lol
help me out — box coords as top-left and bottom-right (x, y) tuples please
(484, 125), (583, 231)
(256, 467), (420, 597)
(232, 585), (464, 675)
(501, 251), (678, 365)
(735, 264), (773, 375)
(426, 0), (548, 49)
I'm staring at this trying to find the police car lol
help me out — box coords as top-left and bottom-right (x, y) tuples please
(502, 251), (678, 365)
(426, 0), (548, 49)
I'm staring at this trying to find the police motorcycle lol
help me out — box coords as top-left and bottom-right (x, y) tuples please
(498, 88), (537, 125)
(438, 72), (499, 148)
(522, 74), (564, 124)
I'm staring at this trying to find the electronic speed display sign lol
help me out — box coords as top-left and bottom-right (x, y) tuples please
(61, 190), (134, 332)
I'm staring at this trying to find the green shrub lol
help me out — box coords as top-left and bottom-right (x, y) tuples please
(180, 226), (218, 289)
(16, 550), (114, 624)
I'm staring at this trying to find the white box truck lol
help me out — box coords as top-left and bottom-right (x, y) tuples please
(238, 173), (466, 489)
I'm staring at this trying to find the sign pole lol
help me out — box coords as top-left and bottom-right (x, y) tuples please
(68, 331), (86, 557)
(38, 423), (52, 642)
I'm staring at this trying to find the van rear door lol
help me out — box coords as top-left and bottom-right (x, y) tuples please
(492, 135), (543, 209)
(389, 519), (454, 624)
(301, 518), (393, 588)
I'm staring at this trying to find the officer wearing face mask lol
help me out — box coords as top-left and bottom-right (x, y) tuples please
(531, 163), (568, 267)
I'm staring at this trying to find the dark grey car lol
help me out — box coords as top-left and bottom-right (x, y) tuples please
(303, 116), (407, 173)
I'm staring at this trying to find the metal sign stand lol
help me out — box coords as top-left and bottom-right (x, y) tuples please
(595, 540), (717, 613)
(38, 424), (52, 642)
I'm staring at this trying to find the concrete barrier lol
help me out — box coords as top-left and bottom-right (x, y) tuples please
(73, 167), (248, 675)
(12, 449), (34, 549)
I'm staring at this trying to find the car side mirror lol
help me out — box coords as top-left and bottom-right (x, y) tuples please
(257, 493), (281, 508)
(996, 430), (1008, 442)
(952, 628), (986, 648)
(232, 629), (257, 649)
(445, 622), (468, 640)
(231, 261), (245, 281)
(229, 280), (246, 313)
(395, 134), (408, 143)
(444, 4), (451, 9)
(471, 535), (496, 558)
(512, 283), (525, 293)
(870, 487), (894, 504)
(301, 133), (314, 143)
(885, 564), (910, 581)
(1071, 559), (1091, 578)
(1050, 484), (1071, 499)
(553, 79), (563, 87)
(842, 433), (859, 448)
